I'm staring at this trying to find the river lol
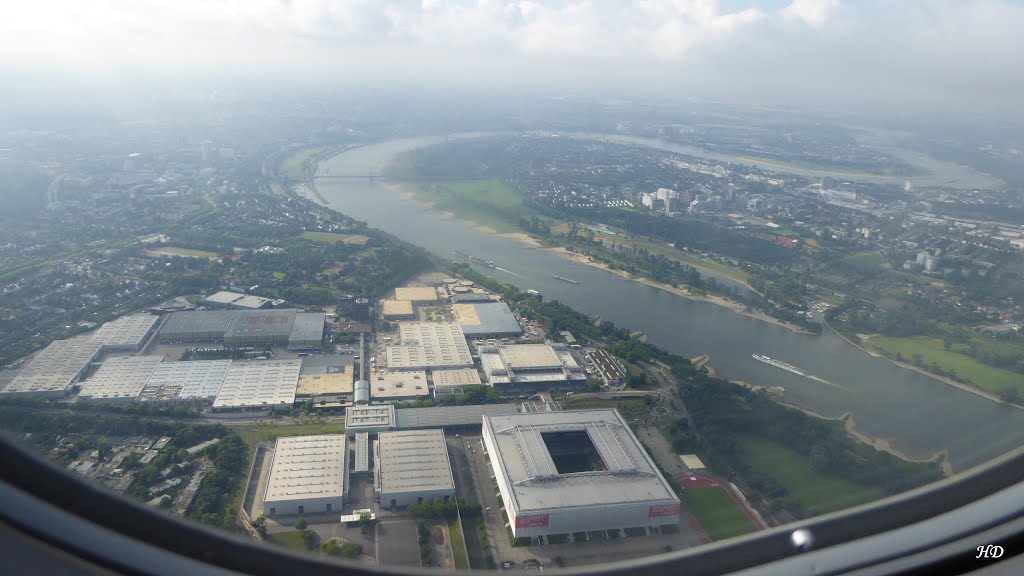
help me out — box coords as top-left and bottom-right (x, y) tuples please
(317, 135), (1024, 471)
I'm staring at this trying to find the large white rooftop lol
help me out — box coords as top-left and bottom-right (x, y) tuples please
(376, 429), (454, 494)
(264, 435), (347, 503)
(480, 344), (584, 386)
(431, 368), (482, 388)
(345, 405), (396, 431)
(385, 322), (472, 370)
(141, 360), (232, 400)
(212, 359), (300, 408)
(90, 314), (160, 348)
(482, 409), (678, 513)
(369, 370), (430, 400)
(2, 337), (104, 396)
(203, 290), (274, 309)
(78, 355), (164, 401)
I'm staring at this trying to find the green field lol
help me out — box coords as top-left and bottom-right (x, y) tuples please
(680, 487), (756, 541)
(738, 436), (885, 515)
(145, 246), (221, 259)
(612, 235), (752, 285)
(232, 421), (347, 451)
(448, 518), (469, 569)
(870, 335), (1024, 397)
(400, 179), (534, 233)
(300, 231), (370, 245)
(839, 251), (887, 275)
(279, 147), (328, 179)
(268, 530), (312, 551)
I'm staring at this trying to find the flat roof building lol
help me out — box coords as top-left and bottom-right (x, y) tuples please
(202, 291), (276, 310)
(158, 310), (236, 343)
(345, 405), (396, 435)
(263, 435), (348, 517)
(288, 313), (326, 350)
(2, 337), (104, 397)
(78, 355), (164, 402)
(296, 370), (354, 398)
(138, 360), (232, 401)
(395, 404), (518, 431)
(381, 300), (414, 319)
(480, 344), (587, 392)
(222, 309), (296, 347)
(91, 314), (160, 351)
(452, 301), (523, 338)
(159, 309), (325, 351)
(212, 359), (301, 410)
(353, 432), (371, 475)
(482, 409), (680, 538)
(375, 429), (454, 508)
(384, 322), (473, 370)
(431, 368), (483, 399)
(394, 286), (439, 303)
(368, 370), (430, 402)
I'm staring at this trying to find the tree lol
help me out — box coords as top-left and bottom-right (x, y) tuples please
(341, 543), (363, 558)
(300, 529), (317, 550)
(320, 540), (339, 556)
(358, 512), (372, 534)
(158, 495), (173, 509)
(294, 517), (308, 530)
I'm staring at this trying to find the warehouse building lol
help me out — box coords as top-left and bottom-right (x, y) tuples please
(138, 359), (232, 401)
(1, 337), (104, 397)
(368, 370), (430, 402)
(158, 310), (236, 343)
(480, 344), (587, 392)
(375, 429), (454, 508)
(395, 404), (518, 431)
(452, 301), (523, 338)
(353, 432), (371, 475)
(287, 313), (327, 350)
(449, 292), (496, 303)
(296, 369), (355, 405)
(222, 309), (297, 347)
(158, 309), (325, 351)
(482, 409), (680, 538)
(212, 359), (301, 410)
(202, 291), (278, 310)
(263, 435), (348, 517)
(394, 286), (439, 304)
(381, 299), (415, 320)
(345, 405), (396, 435)
(384, 322), (473, 370)
(91, 314), (160, 351)
(431, 368), (483, 399)
(78, 355), (164, 402)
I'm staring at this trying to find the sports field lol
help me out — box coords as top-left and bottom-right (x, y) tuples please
(680, 487), (756, 541)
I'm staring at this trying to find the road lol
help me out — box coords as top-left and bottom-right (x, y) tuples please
(446, 435), (487, 569)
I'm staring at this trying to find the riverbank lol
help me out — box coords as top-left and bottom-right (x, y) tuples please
(826, 322), (1022, 410)
(545, 245), (813, 335)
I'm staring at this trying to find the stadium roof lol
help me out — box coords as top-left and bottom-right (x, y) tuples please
(140, 360), (232, 400)
(482, 409), (678, 513)
(264, 435), (347, 504)
(90, 314), (159, 348)
(212, 359), (300, 408)
(453, 302), (523, 336)
(78, 355), (164, 401)
(2, 338), (104, 396)
(396, 404), (519, 429)
(376, 429), (454, 494)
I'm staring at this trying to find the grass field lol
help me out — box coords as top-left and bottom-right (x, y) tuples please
(680, 487), (756, 541)
(268, 530), (312, 551)
(279, 147), (329, 179)
(145, 247), (220, 260)
(870, 335), (1024, 397)
(738, 436), (885, 515)
(300, 231), (370, 245)
(232, 421), (347, 451)
(611, 235), (752, 285)
(839, 251), (887, 275)
(400, 179), (534, 233)
(448, 518), (469, 569)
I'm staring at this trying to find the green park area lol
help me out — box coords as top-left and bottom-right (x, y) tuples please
(267, 529), (313, 551)
(609, 234), (752, 285)
(233, 421), (347, 451)
(401, 179), (535, 233)
(870, 335), (1024, 398)
(300, 231), (370, 245)
(680, 487), (756, 541)
(738, 436), (885, 515)
(448, 518), (469, 569)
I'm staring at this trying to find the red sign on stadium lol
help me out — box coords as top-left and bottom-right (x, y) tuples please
(648, 504), (680, 517)
(515, 514), (550, 528)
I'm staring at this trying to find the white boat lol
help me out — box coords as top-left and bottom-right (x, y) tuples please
(752, 354), (806, 376)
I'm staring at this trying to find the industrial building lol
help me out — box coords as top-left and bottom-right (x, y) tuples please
(263, 435), (348, 517)
(449, 292), (496, 303)
(394, 286), (439, 304)
(1, 337), (104, 397)
(452, 301), (523, 338)
(384, 322), (473, 370)
(201, 291), (279, 310)
(138, 359), (232, 401)
(211, 359), (301, 410)
(296, 369), (354, 402)
(78, 355), (164, 402)
(157, 309), (326, 351)
(395, 404), (518, 431)
(431, 368), (482, 398)
(90, 314), (160, 351)
(353, 433), (371, 475)
(381, 299), (415, 320)
(482, 409), (680, 538)
(480, 344), (587, 392)
(345, 405), (396, 435)
(375, 429), (455, 508)
(367, 370), (430, 402)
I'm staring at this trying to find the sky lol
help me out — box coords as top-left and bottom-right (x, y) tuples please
(2, 1), (1023, 118)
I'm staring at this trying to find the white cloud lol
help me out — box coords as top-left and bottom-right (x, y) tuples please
(782, 0), (841, 27)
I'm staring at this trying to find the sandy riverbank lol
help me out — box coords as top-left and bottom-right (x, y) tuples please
(828, 324), (1021, 409)
(544, 245), (812, 335)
